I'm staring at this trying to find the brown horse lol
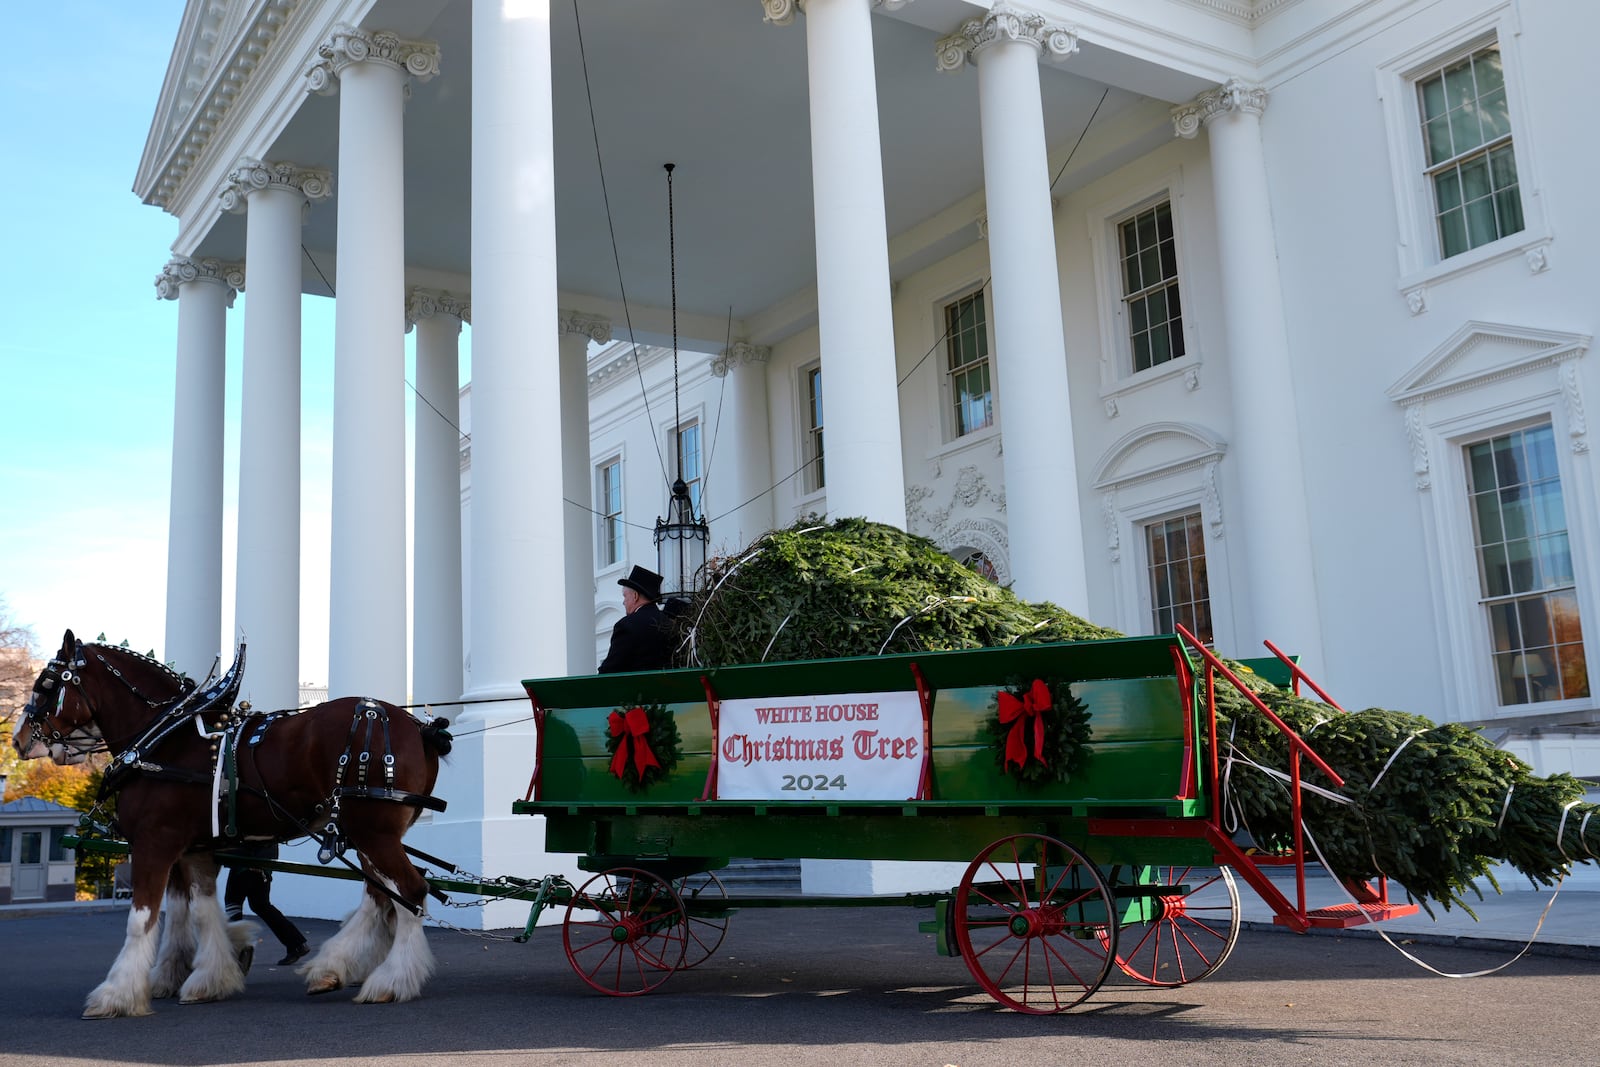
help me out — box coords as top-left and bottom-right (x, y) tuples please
(12, 629), (452, 1018)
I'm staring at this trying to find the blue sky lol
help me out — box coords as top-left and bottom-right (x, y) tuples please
(1, 3), (345, 683)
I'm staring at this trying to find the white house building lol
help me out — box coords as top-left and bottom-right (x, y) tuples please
(139, 0), (1598, 919)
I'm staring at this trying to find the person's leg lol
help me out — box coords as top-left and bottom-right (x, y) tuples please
(222, 868), (253, 923)
(244, 876), (307, 962)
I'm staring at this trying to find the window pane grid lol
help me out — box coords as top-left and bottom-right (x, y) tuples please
(1467, 425), (1589, 704)
(805, 365), (825, 493)
(1146, 512), (1212, 646)
(1119, 202), (1184, 372)
(598, 459), (624, 567)
(675, 422), (703, 515)
(1418, 44), (1523, 257)
(945, 291), (993, 436)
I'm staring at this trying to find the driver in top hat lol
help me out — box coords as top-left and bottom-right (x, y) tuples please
(597, 565), (675, 674)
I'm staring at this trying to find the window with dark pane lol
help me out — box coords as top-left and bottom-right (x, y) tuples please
(945, 290), (993, 436)
(1146, 511), (1212, 645)
(1417, 43), (1523, 258)
(1118, 200), (1184, 373)
(673, 420), (703, 516)
(1466, 424), (1588, 705)
(598, 458), (624, 567)
(804, 364), (825, 493)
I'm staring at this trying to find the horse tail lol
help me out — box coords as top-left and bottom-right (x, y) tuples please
(420, 717), (453, 758)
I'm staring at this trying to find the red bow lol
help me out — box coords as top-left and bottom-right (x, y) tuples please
(998, 679), (1053, 771)
(608, 707), (662, 781)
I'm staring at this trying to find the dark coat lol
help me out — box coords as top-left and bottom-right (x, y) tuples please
(598, 602), (674, 674)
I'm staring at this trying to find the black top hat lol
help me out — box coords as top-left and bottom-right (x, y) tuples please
(618, 565), (665, 602)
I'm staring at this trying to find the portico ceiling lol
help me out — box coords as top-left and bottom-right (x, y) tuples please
(162, 0), (1211, 347)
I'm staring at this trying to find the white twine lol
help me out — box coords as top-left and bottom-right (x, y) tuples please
(1368, 730), (1427, 792)
(1555, 799), (1581, 866)
(1580, 810), (1597, 860)
(1496, 782), (1516, 833)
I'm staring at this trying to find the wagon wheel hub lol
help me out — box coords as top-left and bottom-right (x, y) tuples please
(1007, 907), (1064, 939)
(610, 917), (644, 943)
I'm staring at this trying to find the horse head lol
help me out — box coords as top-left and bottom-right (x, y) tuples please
(13, 630), (196, 764)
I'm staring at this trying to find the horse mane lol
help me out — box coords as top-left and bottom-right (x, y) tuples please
(83, 642), (197, 699)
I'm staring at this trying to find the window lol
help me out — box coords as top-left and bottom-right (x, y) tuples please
(673, 420), (703, 516)
(959, 549), (999, 584)
(1146, 512), (1212, 645)
(801, 364), (825, 493)
(945, 290), (992, 437)
(49, 827), (69, 863)
(1418, 43), (1523, 259)
(1118, 201), (1184, 372)
(1465, 424), (1588, 705)
(597, 458), (623, 568)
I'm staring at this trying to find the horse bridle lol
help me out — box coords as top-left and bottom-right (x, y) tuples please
(18, 643), (103, 759)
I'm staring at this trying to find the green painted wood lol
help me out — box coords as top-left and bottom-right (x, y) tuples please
(1235, 654), (1298, 689)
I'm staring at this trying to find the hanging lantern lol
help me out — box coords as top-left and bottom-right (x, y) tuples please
(655, 476), (708, 601)
(652, 162), (709, 603)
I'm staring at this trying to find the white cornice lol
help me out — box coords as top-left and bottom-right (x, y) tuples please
(1168, 0), (1305, 27)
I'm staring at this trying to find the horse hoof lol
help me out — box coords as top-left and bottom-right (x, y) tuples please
(83, 1005), (153, 1020)
(306, 975), (344, 996)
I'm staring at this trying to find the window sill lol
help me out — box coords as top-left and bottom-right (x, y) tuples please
(1099, 353), (1202, 404)
(594, 560), (626, 581)
(1397, 228), (1553, 303)
(927, 423), (1001, 464)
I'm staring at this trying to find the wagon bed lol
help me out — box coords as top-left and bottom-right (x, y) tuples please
(514, 631), (1418, 1011)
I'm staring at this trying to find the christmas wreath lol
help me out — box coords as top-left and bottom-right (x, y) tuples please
(604, 703), (683, 793)
(984, 677), (1092, 788)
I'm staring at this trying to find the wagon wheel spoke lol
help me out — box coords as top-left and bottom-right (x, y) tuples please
(562, 868), (687, 996)
(672, 870), (730, 970)
(953, 834), (1115, 1014)
(1100, 865), (1240, 988)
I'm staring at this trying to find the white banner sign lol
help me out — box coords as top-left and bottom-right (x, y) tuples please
(715, 690), (925, 801)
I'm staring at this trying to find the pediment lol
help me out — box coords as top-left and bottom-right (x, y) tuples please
(1092, 422), (1226, 488)
(1386, 321), (1590, 405)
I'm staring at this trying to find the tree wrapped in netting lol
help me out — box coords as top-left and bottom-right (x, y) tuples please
(671, 517), (1600, 913)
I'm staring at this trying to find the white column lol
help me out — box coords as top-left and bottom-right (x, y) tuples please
(407, 289), (468, 711)
(220, 160), (331, 711)
(559, 312), (608, 676)
(709, 342), (775, 549)
(408, 0), (571, 929)
(308, 27), (440, 702)
(936, 7), (1089, 612)
(764, 0), (905, 527)
(156, 257), (240, 680)
(1174, 80), (1325, 665)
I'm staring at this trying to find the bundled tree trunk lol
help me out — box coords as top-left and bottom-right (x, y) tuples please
(677, 518), (1599, 912)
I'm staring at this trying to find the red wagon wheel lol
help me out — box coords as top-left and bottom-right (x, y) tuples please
(953, 833), (1116, 1014)
(673, 870), (731, 970)
(562, 868), (688, 996)
(1100, 865), (1240, 987)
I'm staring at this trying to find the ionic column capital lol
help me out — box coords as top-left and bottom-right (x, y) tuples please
(558, 310), (612, 345)
(305, 25), (440, 95)
(761, 0), (917, 27)
(935, 4), (1078, 72)
(156, 256), (245, 304)
(710, 341), (772, 377)
(219, 158), (333, 214)
(1172, 78), (1267, 139)
(406, 287), (471, 330)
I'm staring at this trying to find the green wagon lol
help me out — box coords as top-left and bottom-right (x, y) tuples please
(515, 630), (1417, 1013)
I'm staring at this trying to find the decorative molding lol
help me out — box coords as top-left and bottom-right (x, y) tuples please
(937, 518), (1011, 586)
(219, 158), (332, 215)
(1526, 245), (1550, 274)
(155, 256), (245, 304)
(762, 0), (914, 25)
(1386, 321), (1592, 408)
(1563, 361), (1589, 455)
(1104, 397), (1118, 419)
(1202, 460), (1225, 539)
(935, 4), (1078, 72)
(1183, 366), (1201, 392)
(145, 0), (302, 210)
(905, 465), (1007, 542)
(1172, 78), (1267, 139)
(1091, 421), (1228, 491)
(1405, 286), (1427, 316)
(558, 309), (611, 344)
(305, 25), (440, 95)
(710, 341), (772, 378)
(1403, 403), (1432, 490)
(406, 287), (471, 328)
(1100, 490), (1120, 563)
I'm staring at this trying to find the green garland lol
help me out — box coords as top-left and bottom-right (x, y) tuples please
(604, 703), (683, 793)
(984, 677), (1092, 788)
